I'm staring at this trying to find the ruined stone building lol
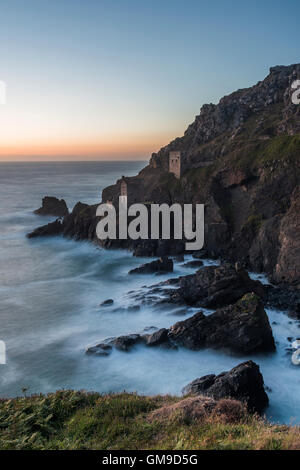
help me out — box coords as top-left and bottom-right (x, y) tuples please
(120, 176), (127, 197)
(169, 151), (181, 179)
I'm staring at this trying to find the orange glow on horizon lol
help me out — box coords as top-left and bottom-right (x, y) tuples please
(0, 134), (171, 161)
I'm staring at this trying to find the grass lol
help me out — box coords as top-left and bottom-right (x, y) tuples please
(0, 390), (300, 450)
(230, 135), (300, 172)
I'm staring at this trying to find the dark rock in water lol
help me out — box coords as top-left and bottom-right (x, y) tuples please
(126, 305), (140, 312)
(129, 257), (173, 275)
(166, 263), (266, 308)
(87, 328), (174, 355)
(182, 260), (204, 269)
(62, 202), (98, 241)
(100, 299), (114, 306)
(182, 360), (269, 414)
(143, 328), (174, 348)
(34, 196), (69, 217)
(27, 219), (63, 238)
(110, 334), (143, 351)
(85, 343), (112, 356)
(168, 293), (275, 354)
(87, 294), (274, 356)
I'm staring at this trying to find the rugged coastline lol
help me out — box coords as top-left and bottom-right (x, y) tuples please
(24, 64), (300, 431)
(28, 64), (300, 287)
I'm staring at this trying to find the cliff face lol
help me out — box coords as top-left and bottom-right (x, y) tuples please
(146, 64), (300, 172)
(100, 64), (300, 286)
(37, 65), (299, 286)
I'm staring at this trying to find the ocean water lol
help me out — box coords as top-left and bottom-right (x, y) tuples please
(0, 161), (299, 424)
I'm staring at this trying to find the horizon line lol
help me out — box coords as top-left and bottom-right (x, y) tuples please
(0, 158), (149, 163)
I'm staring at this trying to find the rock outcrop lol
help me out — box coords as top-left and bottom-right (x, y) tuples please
(86, 328), (174, 355)
(168, 293), (275, 354)
(129, 257), (173, 275)
(86, 293), (275, 356)
(27, 219), (63, 238)
(34, 197), (68, 217)
(182, 360), (269, 414)
(163, 263), (266, 307)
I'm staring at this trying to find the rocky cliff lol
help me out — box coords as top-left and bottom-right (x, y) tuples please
(29, 64), (300, 286)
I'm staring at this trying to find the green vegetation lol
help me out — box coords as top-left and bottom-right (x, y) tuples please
(159, 172), (182, 191)
(184, 165), (216, 189)
(0, 391), (300, 450)
(242, 213), (264, 234)
(232, 135), (300, 171)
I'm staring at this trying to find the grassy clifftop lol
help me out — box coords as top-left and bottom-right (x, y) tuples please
(1, 390), (300, 450)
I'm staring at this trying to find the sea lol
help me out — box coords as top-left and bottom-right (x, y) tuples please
(0, 161), (299, 424)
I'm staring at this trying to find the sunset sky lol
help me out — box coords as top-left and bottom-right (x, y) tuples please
(0, 0), (299, 161)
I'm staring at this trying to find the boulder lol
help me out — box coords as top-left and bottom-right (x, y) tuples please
(129, 257), (173, 275)
(168, 293), (275, 354)
(27, 219), (63, 238)
(110, 334), (143, 351)
(34, 196), (68, 217)
(182, 360), (269, 414)
(143, 328), (174, 348)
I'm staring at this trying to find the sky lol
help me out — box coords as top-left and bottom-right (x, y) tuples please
(0, 0), (299, 161)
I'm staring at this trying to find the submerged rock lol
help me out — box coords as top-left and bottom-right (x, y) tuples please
(182, 360), (269, 415)
(129, 257), (173, 275)
(85, 343), (112, 356)
(34, 196), (69, 217)
(168, 293), (275, 354)
(100, 299), (114, 306)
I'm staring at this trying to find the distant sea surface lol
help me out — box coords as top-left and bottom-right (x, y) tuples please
(0, 161), (299, 425)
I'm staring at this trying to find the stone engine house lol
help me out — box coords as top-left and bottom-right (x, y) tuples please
(169, 151), (181, 179)
(120, 176), (127, 197)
